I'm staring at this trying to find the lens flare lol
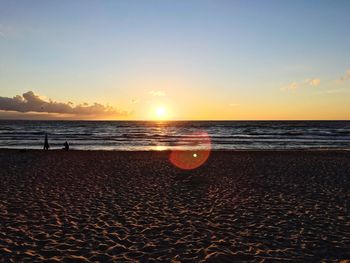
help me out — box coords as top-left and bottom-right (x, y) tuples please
(169, 131), (211, 170)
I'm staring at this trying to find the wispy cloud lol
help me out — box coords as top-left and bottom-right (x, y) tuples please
(324, 88), (350, 94)
(149, 90), (166, 97)
(340, 69), (350, 81)
(131, 98), (139, 104)
(229, 103), (240, 107)
(0, 91), (127, 117)
(0, 24), (10, 39)
(307, 78), (321, 87)
(280, 82), (299, 91)
(0, 24), (5, 38)
(0, 23), (41, 39)
(281, 78), (320, 91)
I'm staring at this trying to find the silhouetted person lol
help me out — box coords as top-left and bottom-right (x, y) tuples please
(63, 141), (69, 151)
(43, 134), (50, 150)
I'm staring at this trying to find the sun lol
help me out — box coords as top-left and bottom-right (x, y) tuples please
(155, 106), (167, 119)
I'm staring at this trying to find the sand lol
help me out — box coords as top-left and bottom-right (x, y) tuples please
(0, 149), (349, 262)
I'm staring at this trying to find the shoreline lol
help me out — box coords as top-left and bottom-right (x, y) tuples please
(1, 148), (350, 153)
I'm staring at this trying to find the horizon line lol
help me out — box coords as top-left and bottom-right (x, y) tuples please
(1, 119), (350, 122)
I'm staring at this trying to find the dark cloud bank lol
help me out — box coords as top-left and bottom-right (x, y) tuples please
(0, 91), (126, 119)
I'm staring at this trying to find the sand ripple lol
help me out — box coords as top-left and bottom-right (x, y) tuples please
(0, 150), (349, 262)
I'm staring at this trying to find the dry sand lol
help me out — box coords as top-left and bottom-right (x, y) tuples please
(0, 149), (349, 262)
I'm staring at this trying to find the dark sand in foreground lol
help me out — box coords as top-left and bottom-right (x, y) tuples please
(0, 150), (349, 262)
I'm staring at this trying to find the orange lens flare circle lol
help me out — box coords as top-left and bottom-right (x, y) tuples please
(169, 131), (211, 170)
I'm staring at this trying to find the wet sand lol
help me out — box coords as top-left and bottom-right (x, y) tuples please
(0, 149), (349, 262)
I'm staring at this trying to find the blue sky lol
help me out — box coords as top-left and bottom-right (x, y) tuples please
(0, 0), (349, 119)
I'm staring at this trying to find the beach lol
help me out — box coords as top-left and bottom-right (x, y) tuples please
(0, 149), (349, 262)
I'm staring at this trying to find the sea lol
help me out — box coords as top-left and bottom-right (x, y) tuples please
(0, 120), (349, 151)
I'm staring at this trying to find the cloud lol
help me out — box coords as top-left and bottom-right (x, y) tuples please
(0, 91), (127, 117)
(0, 24), (10, 39)
(0, 23), (42, 40)
(324, 88), (350, 94)
(340, 69), (350, 81)
(281, 78), (320, 91)
(131, 98), (139, 104)
(229, 103), (239, 107)
(149, 90), (166, 97)
(307, 78), (320, 87)
(281, 82), (299, 91)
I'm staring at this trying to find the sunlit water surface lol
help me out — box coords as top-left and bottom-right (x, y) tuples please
(0, 120), (349, 150)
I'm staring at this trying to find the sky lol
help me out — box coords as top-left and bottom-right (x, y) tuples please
(0, 0), (349, 120)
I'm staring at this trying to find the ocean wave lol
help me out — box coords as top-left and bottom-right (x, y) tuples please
(1, 120), (350, 150)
